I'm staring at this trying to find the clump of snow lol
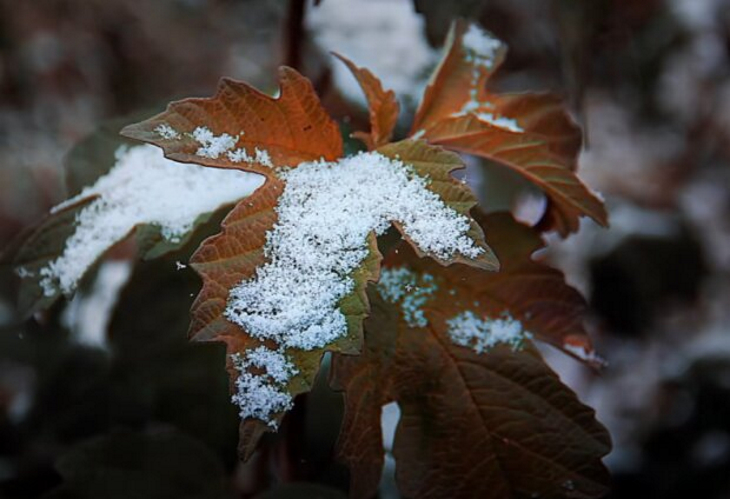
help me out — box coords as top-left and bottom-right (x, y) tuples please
(154, 123), (180, 140)
(227, 147), (274, 168)
(231, 346), (298, 427)
(38, 144), (265, 296)
(192, 126), (239, 159)
(307, 0), (439, 105)
(462, 24), (503, 70)
(226, 150), (483, 350)
(378, 267), (437, 327)
(62, 260), (132, 350)
(476, 112), (524, 133)
(447, 310), (531, 353)
(191, 126), (274, 167)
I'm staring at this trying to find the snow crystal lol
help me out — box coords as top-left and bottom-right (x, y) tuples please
(154, 123), (180, 140)
(192, 126), (239, 159)
(225, 151), (483, 351)
(39, 144), (265, 295)
(475, 112), (524, 133)
(447, 310), (531, 353)
(378, 267), (437, 327)
(231, 346), (298, 427)
(462, 24), (503, 70)
(227, 147), (274, 168)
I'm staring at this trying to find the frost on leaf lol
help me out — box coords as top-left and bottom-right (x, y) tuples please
(230, 347), (298, 426)
(446, 310), (531, 353)
(411, 19), (607, 236)
(120, 68), (343, 177)
(377, 267), (436, 327)
(331, 288), (611, 499)
(190, 141), (497, 450)
(381, 211), (601, 363)
(12, 144), (263, 313)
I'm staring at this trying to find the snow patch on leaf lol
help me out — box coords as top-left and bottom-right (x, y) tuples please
(462, 24), (503, 70)
(192, 126), (239, 159)
(225, 151), (484, 351)
(476, 112), (524, 133)
(154, 123), (180, 140)
(447, 310), (532, 353)
(227, 147), (274, 167)
(38, 144), (264, 296)
(378, 267), (437, 328)
(231, 346), (298, 427)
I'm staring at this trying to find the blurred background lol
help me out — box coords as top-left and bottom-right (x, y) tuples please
(1, 0), (729, 497)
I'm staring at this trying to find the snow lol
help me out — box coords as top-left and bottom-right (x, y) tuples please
(446, 310), (531, 353)
(307, 0), (438, 105)
(192, 126), (238, 159)
(378, 267), (437, 327)
(188, 125), (274, 167)
(476, 112), (524, 133)
(62, 260), (132, 350)
(227, 147), (274, 168)
(230, 346), (298, 427)
(462, 24), (503, 70)
(154, 123), (180, 140)
(38, 144), (265, 295)
(225, 150), (483, 351)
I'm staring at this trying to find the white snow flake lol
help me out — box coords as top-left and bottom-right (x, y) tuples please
(378, 267), (437, 327)
(447, 310), (531, 353)
(154, 123), (180, 140)
(230, 346), (298, 427)
(192, 126), (239, 159)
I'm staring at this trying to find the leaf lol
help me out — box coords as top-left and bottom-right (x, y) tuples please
(120, 67), (343, 176)
(376, 139), (499, 271)
(411, 20), (607, 236)
(333, 53), (400, 149)
(332, 289), (611, 499)
(8, 136), (259, 313)
(385, 211), (600, 363)
(10, 198), (94, 315)
(188, 179), (382, 459)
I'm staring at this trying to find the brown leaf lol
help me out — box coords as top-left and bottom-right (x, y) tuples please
(121, 67), (342, 176)
(332, 288), (611, 499)
(385, 211), (600, 364)
(376, 139), (499, 271)
(189, 179), (382, 458)
(411, 20), (607, 236)
(333, 53), (400, 149)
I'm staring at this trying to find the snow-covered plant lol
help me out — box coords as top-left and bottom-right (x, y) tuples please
(12, 20), (610, 499)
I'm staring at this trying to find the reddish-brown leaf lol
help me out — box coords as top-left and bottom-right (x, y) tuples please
(333, 53), (400, 149)
(385, 211), (600, 363)
(411, 20), (607, 236)
(121, 67), (342, 176)
(332, 286), (611, 499)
